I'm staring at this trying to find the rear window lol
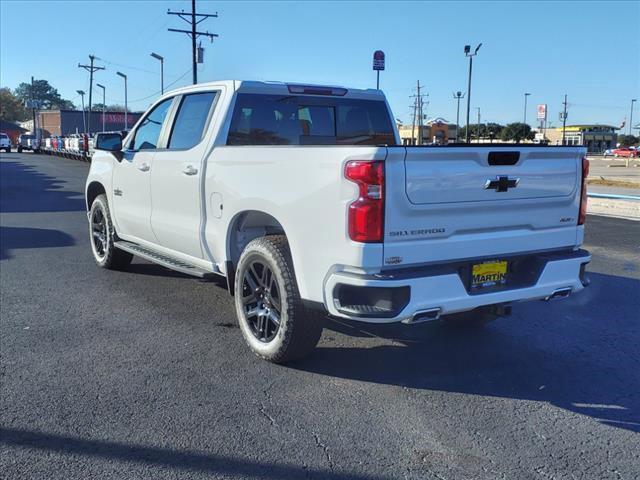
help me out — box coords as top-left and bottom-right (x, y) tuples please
(226, 94), (396, 146)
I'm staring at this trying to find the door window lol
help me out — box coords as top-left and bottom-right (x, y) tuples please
(168, 92), (217, 149)
(131, 98), (173, 150)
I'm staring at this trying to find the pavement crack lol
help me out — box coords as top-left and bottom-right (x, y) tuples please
(312, 432), (334, 470)
(259, 402), (277, 426)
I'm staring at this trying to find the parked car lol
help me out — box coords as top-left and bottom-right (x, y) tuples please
(603, 148), (615, 157)
(0, 132), (11, 152)
(612, 147), (638, 158)
(17, 134), (36, 152)
(86, 80), (591, 363)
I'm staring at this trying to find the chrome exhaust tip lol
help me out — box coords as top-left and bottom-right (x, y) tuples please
(545, 288), (572, 301)
(403, 307), (442, 324)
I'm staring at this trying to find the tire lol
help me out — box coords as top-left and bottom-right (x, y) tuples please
(89, 194), (133, 270)
(234, 235), (323, 363)
(17, 147), (22, 153)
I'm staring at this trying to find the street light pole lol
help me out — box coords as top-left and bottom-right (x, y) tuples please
(452, 91), (465, 143)
(477, 107), (481, 143)
(96, 83), (106, 132)
(150, 52), (164, 94)
(523, 92), (531, 125)
(464, 43), (482, 143)
(630, 99), (637, 136)
(77, 90), (86, 134)
(561, 94), (568, 145)
(116, 72), (128, 130)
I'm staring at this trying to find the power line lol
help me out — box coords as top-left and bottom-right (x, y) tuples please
(108, 68), (192, 105)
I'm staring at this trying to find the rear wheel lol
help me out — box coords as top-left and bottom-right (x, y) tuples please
(89, 194), (133, 270)
(234, 235), (323, 363)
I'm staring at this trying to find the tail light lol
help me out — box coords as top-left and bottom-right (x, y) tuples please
(345, 161), (384, 242)
(578, 157), (589, 225)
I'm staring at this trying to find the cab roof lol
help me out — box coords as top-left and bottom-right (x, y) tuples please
(161, 80), (386, 100)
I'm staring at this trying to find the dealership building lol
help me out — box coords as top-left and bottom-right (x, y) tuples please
(35, 109), (143, 137)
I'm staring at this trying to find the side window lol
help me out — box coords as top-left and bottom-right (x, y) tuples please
(168, 92), (217, 149)
(227, 95), (297, 145)
(131, 98), (173, 150)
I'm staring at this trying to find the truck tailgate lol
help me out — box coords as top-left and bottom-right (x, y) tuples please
(383, 146), (585, 267)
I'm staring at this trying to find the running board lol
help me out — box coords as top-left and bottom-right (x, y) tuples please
(114, 240), (216, 279)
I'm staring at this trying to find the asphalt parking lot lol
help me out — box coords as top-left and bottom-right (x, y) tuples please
(1, 152), (639, 480)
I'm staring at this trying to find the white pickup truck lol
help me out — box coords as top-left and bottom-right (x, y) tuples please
(86, 80), (590, 363)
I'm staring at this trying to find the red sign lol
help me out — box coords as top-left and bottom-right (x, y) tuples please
(373, 50), (385, 71)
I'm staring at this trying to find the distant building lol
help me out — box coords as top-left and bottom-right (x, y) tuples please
(544, 125), (618, 152)
(35, 109), (143, 137)
(0, 120), (27, 144)
(397, 118), (458, 145)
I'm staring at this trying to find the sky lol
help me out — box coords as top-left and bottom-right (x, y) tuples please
(1, 0), (639, 128)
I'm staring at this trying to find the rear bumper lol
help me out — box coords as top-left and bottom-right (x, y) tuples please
(323, 249), (591, 323)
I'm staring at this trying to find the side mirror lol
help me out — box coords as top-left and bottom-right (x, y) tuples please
(94, 132), (123, 161)
(95, 132), (122, 151)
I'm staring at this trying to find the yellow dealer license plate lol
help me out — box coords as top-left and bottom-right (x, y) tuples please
(472, 260), (508, 288)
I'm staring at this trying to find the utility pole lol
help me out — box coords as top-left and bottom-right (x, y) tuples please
(561, 94), (568, 145)
(630, 99), (637, 136)
(168, 0), (219, 85)
(411, 97), (417, 145)
(78, 55), (105, 134)
(477, 107), (481, 143)
(410, 81), (426, 145)
(464, 43), (482, 143)
(523, 92), (531, 125)
(452, 91), (465, 142)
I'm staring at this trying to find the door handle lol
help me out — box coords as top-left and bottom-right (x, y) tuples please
(138, 163), (150, 172)
(182, 165), (198, 176)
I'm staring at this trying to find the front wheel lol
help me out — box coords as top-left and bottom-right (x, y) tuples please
(234, 235), (323, 363)
(89, 194), (133, 270)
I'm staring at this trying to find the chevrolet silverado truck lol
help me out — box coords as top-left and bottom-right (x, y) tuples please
(86, 80), (591, 363)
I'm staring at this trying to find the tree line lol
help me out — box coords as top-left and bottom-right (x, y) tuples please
(458, 122), (536, 142)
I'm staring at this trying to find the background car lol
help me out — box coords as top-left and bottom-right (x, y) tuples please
(0, 132), (11, 152)
(17, 134), (36, 152)
(613, 147), (638, 158)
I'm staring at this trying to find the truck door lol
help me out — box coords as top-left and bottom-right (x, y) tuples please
(150, 90), (220, 259)
(112, 97), (174, 242)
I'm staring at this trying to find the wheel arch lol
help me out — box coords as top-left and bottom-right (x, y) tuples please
(86, 181), (106, 211)
(225, 210), (289, 295)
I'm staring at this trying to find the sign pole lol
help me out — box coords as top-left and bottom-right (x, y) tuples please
(376, 70), (380, 90)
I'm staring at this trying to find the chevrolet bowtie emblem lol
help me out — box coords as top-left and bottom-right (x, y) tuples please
(484, 176), (519, 192)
